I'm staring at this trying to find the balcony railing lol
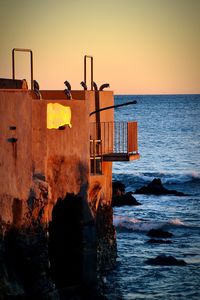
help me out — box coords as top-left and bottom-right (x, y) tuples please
(90, 121), (139, 161)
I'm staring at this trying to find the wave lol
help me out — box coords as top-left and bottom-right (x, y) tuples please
(113, 171), (200, 186)
(113, 216), (186, 233)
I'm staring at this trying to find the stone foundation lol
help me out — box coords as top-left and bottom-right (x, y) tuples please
(96, 204), (117, 272)
(0, 178), (117, 299)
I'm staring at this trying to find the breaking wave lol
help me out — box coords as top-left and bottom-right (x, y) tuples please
(113, 171), (200, 187)
(113, 216), (186, 233)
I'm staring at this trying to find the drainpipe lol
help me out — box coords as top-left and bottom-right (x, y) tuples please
(84, 55), (101, 140)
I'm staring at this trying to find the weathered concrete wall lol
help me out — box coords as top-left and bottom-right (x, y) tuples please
(88, 90), (114, 205)
(89, 162), (112, 205)
(0, 90), (32, 223)
(32, 100), (47, 177)
(31, 91), (91, 220)
(89, 91), (114, 123)
(0, 89), (93, 222)
(0, 88), (116, 298)
(45, 99), (90, 204)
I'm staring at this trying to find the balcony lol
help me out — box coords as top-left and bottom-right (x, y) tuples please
(90, 121), (140, 162)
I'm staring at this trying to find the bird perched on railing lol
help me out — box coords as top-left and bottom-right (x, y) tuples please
(33, 80), (42, 99)
(92, 81), (98, 91)
(99, 83), (110, 91)
(80, 81), (87, 90)
(64, 80), (72, 99)
(64, 80), (71, 91)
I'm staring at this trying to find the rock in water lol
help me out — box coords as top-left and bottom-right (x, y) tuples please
(112, 181), (141, 207)
(112, 181), (126, 197)
(112, 192), (141, 207)
(145, 255), (187, 266)
(147, 229), (173, 238)
(134, 178), (185, 196)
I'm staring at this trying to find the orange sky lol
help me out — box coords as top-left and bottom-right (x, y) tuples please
(0, 0), (200, 94)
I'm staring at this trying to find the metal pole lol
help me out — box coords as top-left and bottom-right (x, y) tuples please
(84, 55), (93, 90)
(89, 100), (137, 116)
(12, 48), (33, 90)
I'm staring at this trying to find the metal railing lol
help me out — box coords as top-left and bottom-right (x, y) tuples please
(90, 139), (102, 174)
(12, 48), (33, 90)
(90, 121), (138, 155)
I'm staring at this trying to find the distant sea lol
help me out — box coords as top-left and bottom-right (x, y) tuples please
(105, 95), (200, 300)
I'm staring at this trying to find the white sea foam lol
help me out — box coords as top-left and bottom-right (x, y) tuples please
(168, 218), (185, 226)
(113, 171), (200, 186)
(113, 216), (186, 232)
(113, 215), (162, 232)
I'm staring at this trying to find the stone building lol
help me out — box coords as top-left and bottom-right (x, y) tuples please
(0, 49), (139, 299)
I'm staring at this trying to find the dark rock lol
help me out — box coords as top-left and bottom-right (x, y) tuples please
(96, 204), (117, 271)
(145, 254), (187, 266)
(0, 178), (59, 300)
(49, 194), (83, 289)
(4, 227), (59, 299)
(147, 239), (172, 244)
(112, 192), (141, 207)
(147, 229), (173, 238)
(134, 178), (185, 196)
(112, 181), (141, 207)
(112, 181), (125, 197)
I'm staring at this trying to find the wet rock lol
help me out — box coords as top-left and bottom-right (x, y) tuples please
(112, 181), (141, 206)
(112, 181), (126, 197)
(5, 227), (59, 299)
(112, 192), (141, 206)
(147, 229), (173, 238)
(134, 178), (185, 196)
(88, 182), (117, 273)
(145, 254), (187, 266)
(0, 177), (59, 299)
(96, 204), (117, 272)
(147, 239), (172, 244)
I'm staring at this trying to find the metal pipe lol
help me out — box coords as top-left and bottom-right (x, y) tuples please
(89, 100), (137, 116)
(84, 55), (93, 90)
(12, 48), (33, 90)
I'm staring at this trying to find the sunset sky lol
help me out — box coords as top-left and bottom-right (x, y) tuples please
(1, 0), (200, 94)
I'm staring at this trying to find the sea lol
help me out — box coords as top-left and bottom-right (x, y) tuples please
(104, 94), (200, 300)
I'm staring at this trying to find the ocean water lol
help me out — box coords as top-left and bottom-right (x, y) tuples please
(105, 95), (200, 300)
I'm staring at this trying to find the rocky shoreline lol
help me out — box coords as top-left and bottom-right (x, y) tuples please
(0, 179), (117, 299)
(112, 178), (185, 207)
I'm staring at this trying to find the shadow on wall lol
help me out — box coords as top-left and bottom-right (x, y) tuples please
(48, 161), (96, 291)
(48, 193), (83, 289)
(47, 157), (90, 216)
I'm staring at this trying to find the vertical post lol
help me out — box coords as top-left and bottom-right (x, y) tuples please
(127, 122), (138, 153)
(12, 48), (33, 90)
(84, 55), (93, 90)
(93, 140), (96, 175)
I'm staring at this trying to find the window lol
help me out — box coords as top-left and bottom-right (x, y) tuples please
(47, 103), (72, 129)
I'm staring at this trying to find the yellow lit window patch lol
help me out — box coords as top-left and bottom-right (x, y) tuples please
(47, 103), (72, 129)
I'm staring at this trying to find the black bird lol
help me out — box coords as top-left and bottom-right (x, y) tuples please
(64, 89), (72, 100)
(33, 80), (42, 100)
(64, 80), (72, 99)
(99, 83), (110, 91)
(64, 80), (71, 91)
(80, 81), (87, 90)
(92, 81), (98, 91)
(33, 79), (40, 90)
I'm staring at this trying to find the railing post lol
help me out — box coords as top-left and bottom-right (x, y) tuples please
(127, 122), (138, 153)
